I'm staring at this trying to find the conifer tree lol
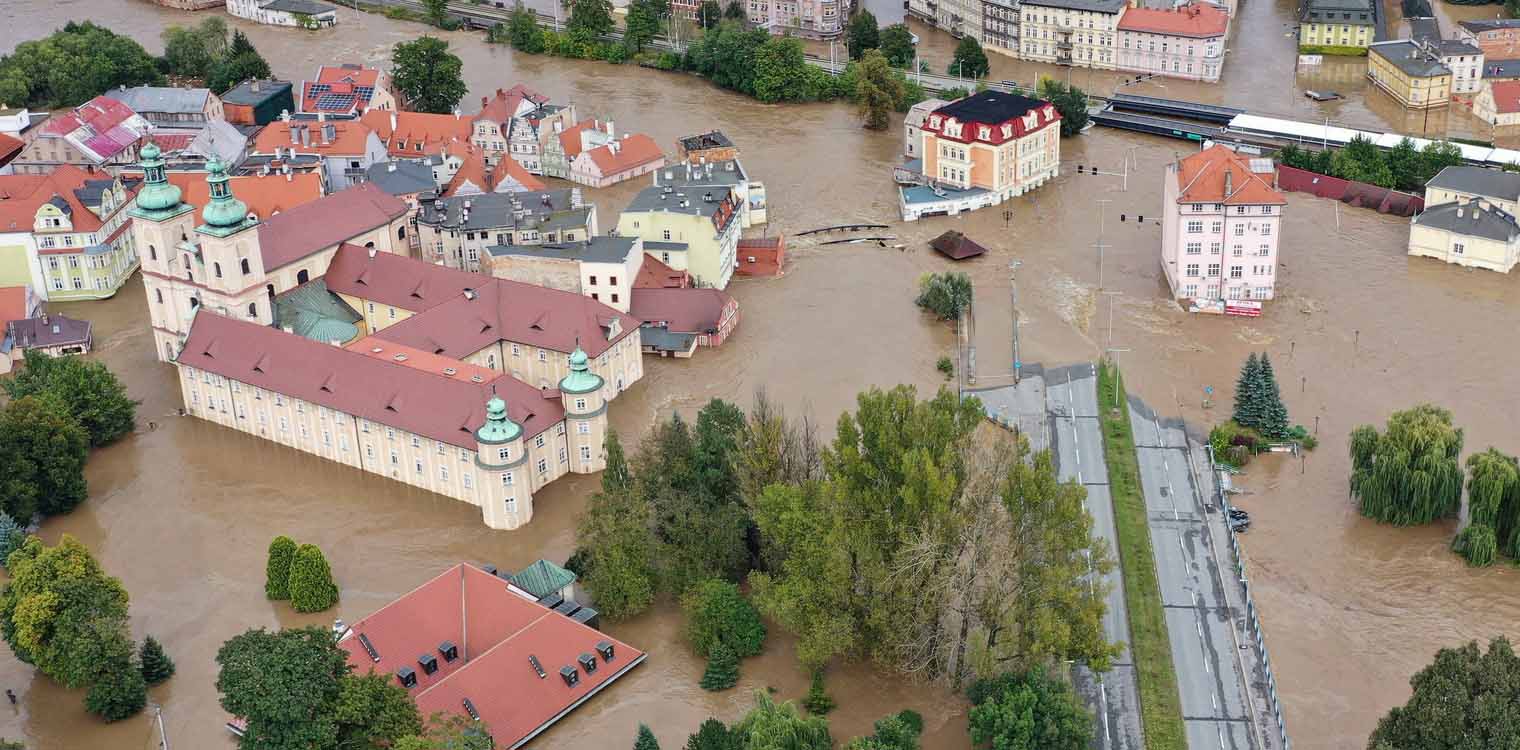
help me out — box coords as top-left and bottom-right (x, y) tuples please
(288, 544), (339, 613)
(0, 513), (24, 567)
(634, 723), (662, 750)
(802, 670), (835, 715)
(700, 642), (739, 692)
(140, 636), (175, 685)
(1257, 353), (1290, 439)
(1232, 353), (1261, 429)
(265, 535), (297, 600)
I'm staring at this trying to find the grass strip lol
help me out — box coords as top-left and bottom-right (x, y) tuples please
(1096, 360), (1186, 750)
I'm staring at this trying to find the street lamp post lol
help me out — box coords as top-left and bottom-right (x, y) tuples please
(1010, 259), (1023, 383)
(1094, 198), (1112, 290)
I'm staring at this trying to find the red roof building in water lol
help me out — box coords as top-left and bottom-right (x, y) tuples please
(10, 96), (152, 175)
(299, 64), (397, 116)
(1160, 145), (1286, 310)
(337, 564), (645, 749)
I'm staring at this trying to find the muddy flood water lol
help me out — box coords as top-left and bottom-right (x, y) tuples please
(4, 1), (1520, 748)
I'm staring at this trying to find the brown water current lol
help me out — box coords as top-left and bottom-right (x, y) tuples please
(4, 2), (1520, 748)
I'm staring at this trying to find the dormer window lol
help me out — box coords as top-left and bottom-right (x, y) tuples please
(1001, 124), (1013, 138)
(978, 126), (991, 140)
(929, 115), (941, 128)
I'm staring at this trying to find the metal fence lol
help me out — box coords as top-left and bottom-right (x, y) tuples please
(1208, 447), (1292, 750)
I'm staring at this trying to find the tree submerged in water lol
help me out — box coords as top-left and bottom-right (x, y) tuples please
(914, 272), (973, 321)
(1368, 636), (1520, 749)
(1349, 404), (1463, 526)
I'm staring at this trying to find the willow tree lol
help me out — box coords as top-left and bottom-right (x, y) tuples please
(1465, 448), (1520, 561)
(1349, 404), (1463, 526)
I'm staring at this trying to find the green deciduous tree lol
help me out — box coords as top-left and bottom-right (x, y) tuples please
(1460, 447), (1520, 564)
(395, 713), (493, 750)
(846, 712), (922, 750)
(1367, 636), (1520, 750)
(0, 535), (130, 688)
(567, 0), (615, 41)
(949, 36), (989, 78)
(1451, 523), (1497, 567)
(967, 667), (1091, 750)
(725, 0), (747, 20)
(140, 635), (175, 685)
(1350, 404), (1464, 526)
(578, 431), (657, 619)
(685, 718), (741, 750)
(700, 641), (739, 691)
(856, 49), (906, 130)
(335, 672), (424, 750)
(265, 535), (297, 600)
(682, 579), (766, 658)
(391, 37), (467, 114)
(288, 544), (339, 613)
(422, 0), (450, 26)
(624, 0), (663, 53)
(878, 24), (916, 68)
(161, 21), (221, 79)
(754, 36), (823, 103)
(1036, 77), (1090, 136)
(0, 21), (163, 108)
(847, 10), (879, 61)
(697, 0), (724, 28)
(1332, 135), (1395, 188)
(504, 3), (546, 51)
(216, 627), (351, 750)
(685, 22), (769, 96)
(737, 692), (832, 748)
(914, 271), (973, 321)
(1417, 141), (1464, 187)
(84, 646), (147, 722)
(5, 350), (136, 447)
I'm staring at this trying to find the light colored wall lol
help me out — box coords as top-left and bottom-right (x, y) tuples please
(462, 329), (643, 398)
(1116, 30), (1225, 81)
(1163, 197), (1282, 301)
(1367, 51), (1451, 108)
(1018, 5), (1121, 69)
(1408, 221), (1519, 272)
(617, 209), (737, 289)
(1300, 21), (1373, 48)
(1424, 186), (1519, 215)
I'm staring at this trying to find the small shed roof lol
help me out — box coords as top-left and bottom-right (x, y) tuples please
(930, 231), (988, 260)
(509, 559), (578, 599)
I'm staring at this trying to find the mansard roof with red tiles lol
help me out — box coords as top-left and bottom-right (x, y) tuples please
(177, 312), (565, 445)
(1118, 2), (1229, 37)
(336, 564), (644, 750)
(360, 110), (473, 159)
(1175, 144), (1286, 206)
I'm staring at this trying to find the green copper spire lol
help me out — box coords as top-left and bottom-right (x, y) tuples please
(559, 345), (603, 396)
(198, 157), (250, 232)
(129, 141), (189, 219)
(476, 396), (522, 444)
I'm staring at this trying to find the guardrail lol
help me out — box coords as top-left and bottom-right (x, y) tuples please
(1207, 447), (1292, 750)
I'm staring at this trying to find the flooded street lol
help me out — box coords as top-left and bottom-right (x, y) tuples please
(3, 2), (1520, 749)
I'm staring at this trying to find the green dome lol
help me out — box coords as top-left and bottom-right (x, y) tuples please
(559, 346), (603, 396)
(476, 396), (522, 444)
(134, 141), (184, 213)
(200, 157), (250, 229)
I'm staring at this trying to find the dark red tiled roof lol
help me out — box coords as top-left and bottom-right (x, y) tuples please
(633, 254), (689, 289)
(930, 230), (988, 260)
(338, 564), (644, 750)
(584, 134), (663, 176)
(630, 287), (734, 334)
(178, 312), (563, 444)
(256, 183), (408, 271)
(325, 243), (481, 312)
(0, 133), (25, 166)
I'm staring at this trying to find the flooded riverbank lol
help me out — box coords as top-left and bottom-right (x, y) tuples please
(3, 2), (1520, 749)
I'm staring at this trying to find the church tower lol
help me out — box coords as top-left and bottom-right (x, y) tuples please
(128, 142), (197, 362)
(474, 395), (529, 530)
(559, 346), (608, 474)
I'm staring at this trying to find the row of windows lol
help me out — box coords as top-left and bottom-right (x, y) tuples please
(1186, 220), (1273, 237)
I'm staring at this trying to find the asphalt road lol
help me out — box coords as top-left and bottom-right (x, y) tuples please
(1128, 403), (1258, 750)
(1045, 365), (1143, 750)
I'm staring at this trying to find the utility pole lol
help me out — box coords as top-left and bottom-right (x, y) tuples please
(1102, 290), (1122, 351)
(1105, 347), (1131, 407)
(155, 704), (169, 750)
(1094, 198), (1112, 290)
(1010, 259), (1023, 384)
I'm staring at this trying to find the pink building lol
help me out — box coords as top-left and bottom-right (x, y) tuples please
(1160, 145), (1287, 310)
(1116, 3), (1229, 83)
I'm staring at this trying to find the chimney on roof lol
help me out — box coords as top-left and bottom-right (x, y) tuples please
(289, 122), (300, 144)
(1224, 169), (1233, 196)
(368, 245), (377, 258)
(390, 111), (398, 133)
(252, 80), (262, 93)
(322, 122), (335, 145)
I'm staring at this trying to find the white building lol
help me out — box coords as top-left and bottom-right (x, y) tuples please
(226, 0), (339, 27)
(1017, 0), (1127, 70)
(1160, 145), (1287, 311)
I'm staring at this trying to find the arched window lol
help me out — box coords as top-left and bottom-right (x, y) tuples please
(364, 241), (375, 249)
(240, 258), (250, 275)
(165, 342), (175, 360)
(487, 353), (496, 370)
(214, 262), (223, 278)
(398, 226), (406, 240)
(296, 269), (309, 284)
(190, 297), (200, 308)
(247, 302), (258, 317)
(155, 289), (163, 304)
(149, 245), (157, 261)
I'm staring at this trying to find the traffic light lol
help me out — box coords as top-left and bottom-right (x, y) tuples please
(1076, 165), (1085, 174)
(1120, 214), (1126, 222)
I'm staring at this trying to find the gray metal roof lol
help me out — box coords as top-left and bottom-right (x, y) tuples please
(1300, 0), (1374, 24)
(1432, 39), (1481, 57)
(1461, 19), (1520, 34)
(365, 160), (436, 196)
(190, 120), (250, 166)
(1020, 0), (1126, 12)
(638, 325), (696, 352)
(652, 160), (748, 188)
(1408, 17), (1439, 44)
(418, 190), (582, 231)
(220, 80), (292, 106)
(1414, 201), (1520, 242)
(7, 314), (91, 349)
(1369, 42), (1450, 78)
(261, 0), (338, 13)
(623, 186), (729, 217)
(1485, 58), (1520, 79)
(1426, 166), (1520, 201)
(72, 178), (118, 209)
(104, 86), (209, 115)
(485, 236), (636, 264)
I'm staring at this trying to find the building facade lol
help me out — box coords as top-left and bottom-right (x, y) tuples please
(1159, 145), (1287, 308)
(1431, 39), (1484, 95)
(10, 97), (152, 176)
(482, 236), (643, 313)
(415, 190), (596, 272)
(226, 0), (340, 27)
(1459, 19), (1520, 60)
(0, 166), (141, 301)
(1017, 0), (1127, 69)
(1367, 41), (1453, 109)
(104, 87), (224, 131)
(1115, 3), (1228, 82)
(744, 0), (843, 37)
(1408, 200), (1520, 272)
(221, 80), (296, 127)
(542, 119), (614, 180)
(1298, 0), (1376, 53)
(902, 92), (1061, 221)
(651, 158), (768, 228)
(616, 186), (741, 290)
(904, 98), (951, 159)
(252, 117), (388, 191)
(1475, 80), (1520, 125)
(568, 134), (666, 188)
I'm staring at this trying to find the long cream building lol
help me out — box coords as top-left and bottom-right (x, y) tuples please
(130, 147), (643, 530)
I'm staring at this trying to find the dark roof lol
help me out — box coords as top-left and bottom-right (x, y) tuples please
(1460, 19), (1520, 33)
(103, 86), (210, 115)
(220, 80), (293, 106)
(1426, 166), (1520, 201)
(652, 159), (749, 188)
(262, 0), (337, 13)
(1414, 201), (1520, 242)
(677, 130), (735, 151)
(638, 326), (697, 352)
(419, 190), (582, 232)
(629, 288), (733, 334)
(178, 312), (563, 446)
(485, 236), (637, 264)
(623, 185), (734, 217)
(1369, 42), (1450, 78)
(365, 160), (436, 196)
(7, 314), (91, 348)
(1431, 39), (1481, 56)
(933, 91), (1050, 125)
(1300, 0), (1374, 24)
(1407, 17), (1439, 44)
(256, 183), (408, 271)
(1020, 0), (1126, 12)
(1485, 58), (1520, 79)
(273, 279), (362, 344)
(930, 230), (989, 260)
(337, 564), (644, 750)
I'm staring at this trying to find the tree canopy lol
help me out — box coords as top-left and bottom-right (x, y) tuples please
(0, 21), (162, 109)
(1036, 77), (1090, 136)
(567, 0), (615, 42)
(847, 10), (880, 61)
(395, 713), (494, 750)
(949, 36), (989, 79)
(915, 271), (973, 321)
(1230, 352), (1288, 439)
(502, 3), (546, 53)
(161, 18), (229, 80)
(391, 37), (467, 114)
(697, 0), (724, 28)
(288, 543), (339, 613)
(1279, 138), (1462, 191)
(1350, 404), (1464, 526)
(0, 395), (89, 520)
(967, 667), (1091, 750)
(216, 627), (352, 750)
(857, 49), (907, 130)
(1368, 636), (1520, 750)
(878, 24), (916, 68)
(207, 31), (273, 94)
(334, 671), (424, 750)
(5, 350), (137, 447)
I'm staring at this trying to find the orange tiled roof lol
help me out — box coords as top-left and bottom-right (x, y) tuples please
(170, 171), (325, 219)
(443, 148), (491, 197)
(360, 110), (473, 158)
(0, 165), (109, 234)
(1176, 145), (1286, 206)
(585, 133), (663, 176)
(0, 133), (20, 165)
(1489, 80), (1520, 114)
(489, 156), (546, 192)
(253, 119), (375, 156)
(1118, 2), (1228, 37)
(558, 119), (607, 159)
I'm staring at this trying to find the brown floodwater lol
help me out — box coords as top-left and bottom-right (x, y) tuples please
(4, 2), (1520, 749)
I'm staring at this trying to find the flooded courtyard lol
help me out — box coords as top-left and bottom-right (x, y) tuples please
(3, 1), (1520, 748)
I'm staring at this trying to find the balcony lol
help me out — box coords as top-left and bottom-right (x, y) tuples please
(1057, 40), (1072, 49)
